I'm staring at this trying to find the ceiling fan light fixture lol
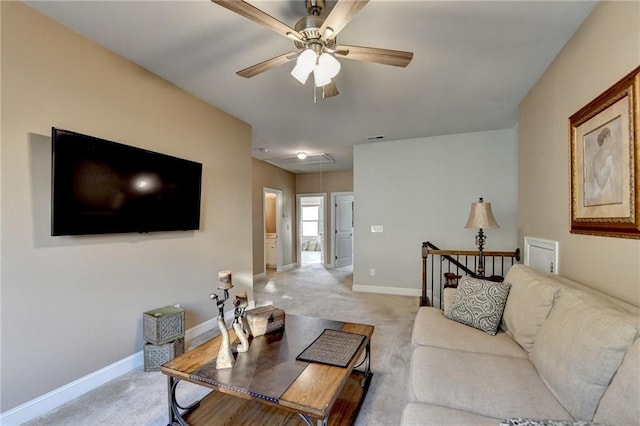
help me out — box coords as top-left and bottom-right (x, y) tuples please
(318, 52), (341, 78)
(313, 65), (332, 87)
(290, 48), (317, 84)
(291, 65), (312, 85)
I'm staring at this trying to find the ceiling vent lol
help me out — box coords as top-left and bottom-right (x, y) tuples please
(265, 153), (334, 169)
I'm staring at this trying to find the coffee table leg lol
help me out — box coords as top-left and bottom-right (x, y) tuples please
(167, 376), (200, 426)
(355, 340), (372, 388)
(298, 414), (328, 426)
(364, 340), (371, 379)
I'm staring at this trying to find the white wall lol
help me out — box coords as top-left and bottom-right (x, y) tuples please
(353, 129), (518, 294)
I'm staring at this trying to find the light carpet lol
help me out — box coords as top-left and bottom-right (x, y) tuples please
(24, 263), (418, 425)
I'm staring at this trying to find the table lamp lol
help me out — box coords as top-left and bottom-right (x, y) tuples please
(464, 197), (499, 276)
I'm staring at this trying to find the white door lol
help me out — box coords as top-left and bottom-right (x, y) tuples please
(334, 194), (353, 268)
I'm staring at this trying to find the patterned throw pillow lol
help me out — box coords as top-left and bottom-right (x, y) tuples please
(445, 276), (511, 335)
(500, 419), (606, 426)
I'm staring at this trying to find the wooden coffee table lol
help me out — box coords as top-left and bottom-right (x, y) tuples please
(161, 314), (374, 426)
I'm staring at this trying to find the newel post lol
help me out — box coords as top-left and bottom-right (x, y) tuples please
(420, 242), (430, 307)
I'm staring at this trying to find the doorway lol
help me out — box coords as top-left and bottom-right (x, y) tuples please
(297, 194), (326, 267)
(332, 192), (354, 268)
(263, 188), (283, 272)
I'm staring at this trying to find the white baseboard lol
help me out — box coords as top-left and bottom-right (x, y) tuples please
(281, 263), (296, 272)
(0, 351), (144, 425)
(352, 284), (421, 297)
(0, 312), (235, 425)
(253, 272), (266, 280)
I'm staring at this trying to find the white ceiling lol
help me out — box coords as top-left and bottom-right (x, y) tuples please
(25, 0), (598, 173)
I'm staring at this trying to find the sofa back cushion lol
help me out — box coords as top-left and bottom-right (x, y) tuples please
(529, 287), (639, 420)
(501, 265), (560, 352)
(593, 337), (640, 425)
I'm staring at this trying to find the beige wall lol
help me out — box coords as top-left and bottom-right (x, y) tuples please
(519, 1), (640, 306)
(1, 2), (252, 411)
(251, 159), (297, 274)
(295, 170), (353, 194)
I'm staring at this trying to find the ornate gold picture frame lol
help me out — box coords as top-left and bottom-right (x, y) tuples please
(570, 66), (640, 239)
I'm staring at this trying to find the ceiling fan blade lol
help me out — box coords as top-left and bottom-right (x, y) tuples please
(336, 45), (413, 68)
(320, 0), (369, 40)
(322, 81), (339, 98)
(237, 51), (299, 78)
(212, 0), (304, 40)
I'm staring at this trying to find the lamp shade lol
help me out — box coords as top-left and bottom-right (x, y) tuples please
(217, 270), (233, 290)
(313, 65), (332, 87)
(290, 49), (317, 84)
(464, 198), (499, 229)
(318, 52), (341, 78)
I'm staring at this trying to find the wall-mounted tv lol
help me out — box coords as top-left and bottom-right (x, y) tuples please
(51, 128), (203, 236)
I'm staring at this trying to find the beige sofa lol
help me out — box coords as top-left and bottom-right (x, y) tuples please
(402, 264), (640, 426)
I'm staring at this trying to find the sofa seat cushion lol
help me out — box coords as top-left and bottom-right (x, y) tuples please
(530, 288), (639, 421)
(501, 265), (560, 352)
(592, 337), (640, 426)
(401, 402), (501, 426)
(410, 346), (573, 420)
(412, 307), (527, 359)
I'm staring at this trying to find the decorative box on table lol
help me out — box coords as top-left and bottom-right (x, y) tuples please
(143, 305), (185, 345)
(144, 338), (185, 372)
(243, 305), (285, 337)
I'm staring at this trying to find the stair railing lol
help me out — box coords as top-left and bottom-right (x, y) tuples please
(421, 241), (520, 308)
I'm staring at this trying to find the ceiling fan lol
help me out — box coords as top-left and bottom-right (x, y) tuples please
(211, 0), (414, 99)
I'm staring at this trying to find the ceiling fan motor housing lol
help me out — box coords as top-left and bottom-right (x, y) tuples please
(293, 15), (336, 52)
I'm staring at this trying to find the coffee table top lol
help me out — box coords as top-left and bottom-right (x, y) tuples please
(162, 314), (374, 420)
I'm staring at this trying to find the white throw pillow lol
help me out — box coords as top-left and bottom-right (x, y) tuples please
(445, 276), (511, 335)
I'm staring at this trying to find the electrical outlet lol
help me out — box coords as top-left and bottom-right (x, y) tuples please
(370, 268), (376, 276)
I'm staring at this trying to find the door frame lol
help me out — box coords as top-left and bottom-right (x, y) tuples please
(263, 187), (283, 272)
(296, 193), (327, 267)
(331, 192), (354, 268)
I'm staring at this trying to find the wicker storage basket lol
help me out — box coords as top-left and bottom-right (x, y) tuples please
(143, 338), (185, 372)
(243, 305), (285, 337)
(143, 305), (185, 345)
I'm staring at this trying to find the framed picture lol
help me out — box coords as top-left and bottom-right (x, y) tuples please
(570, 66), (640, 239)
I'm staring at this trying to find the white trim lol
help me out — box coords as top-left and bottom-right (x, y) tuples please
(296, 193), (328, 268)
(281, 262), (297, 272)
(352, 284), (421, 297)
(263, 187), (283, 272)
(0, 311), (236, 425)
(0, 352), (143, 425)
(253, 272), (266, 280)
(524, 236), (559, 274)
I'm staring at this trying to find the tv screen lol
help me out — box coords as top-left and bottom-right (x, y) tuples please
(51, 128), (203, 236)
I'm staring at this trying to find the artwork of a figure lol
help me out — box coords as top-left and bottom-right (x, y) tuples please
(584, 118), (623, 207)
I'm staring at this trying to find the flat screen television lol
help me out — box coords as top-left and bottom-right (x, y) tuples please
(51, 128), (203, 236)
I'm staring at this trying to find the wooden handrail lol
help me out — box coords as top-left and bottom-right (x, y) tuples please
(427, 249), (521, 258)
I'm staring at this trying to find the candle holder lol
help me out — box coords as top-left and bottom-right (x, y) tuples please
(233, 290), (250, 352)
(210, 270), (234, 369)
